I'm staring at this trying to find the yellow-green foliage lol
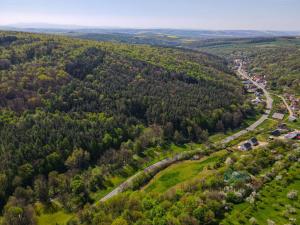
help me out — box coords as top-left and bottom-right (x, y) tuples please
(37, 211), (73, 225)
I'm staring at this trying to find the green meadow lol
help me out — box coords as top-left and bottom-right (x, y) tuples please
(143, 151), (227, 193)
(38, 211), (73, 225)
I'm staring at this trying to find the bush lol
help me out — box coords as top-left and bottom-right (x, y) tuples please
(287, 190), (298, 200)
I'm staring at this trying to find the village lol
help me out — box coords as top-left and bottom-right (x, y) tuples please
(234, 59), (300, 152)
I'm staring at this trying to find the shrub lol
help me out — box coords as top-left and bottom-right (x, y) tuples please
(287, 190), (298, 200)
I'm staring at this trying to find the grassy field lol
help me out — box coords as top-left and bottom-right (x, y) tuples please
(143, 150), (227, 193)
(200, 38), (300, 57)
(37, 211), (73, 225)
(222, 164), (300, 225)
(89, 143), (204, 201)
(288, 119), (300, 130)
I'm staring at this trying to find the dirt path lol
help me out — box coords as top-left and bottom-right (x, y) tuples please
(275, 94), (294, 117)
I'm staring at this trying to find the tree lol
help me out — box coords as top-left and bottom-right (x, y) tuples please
(34, 176), (49, 203)
(103, 133), (113, 148)
(133, 140), (143, 156)
(111, 217), (128, 225)
(3, 205), (37, 225)
(46, 152), (63, 172)
(193, 206), (215, 224)
(0, 59), (11, 70)
(65, 148), (90, 170)
(174, 131), (185, 145)
(232, 110), (243, 128)
(163, 122), (174, 141)
(0, 173), (8, 206)
(216, 120), (224, 132)
(18, 164), (34, 185)
(222, 112), (233, 129)
(3, 189), (36, 225)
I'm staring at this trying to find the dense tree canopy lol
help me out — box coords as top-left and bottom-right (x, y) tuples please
(0, 31), (252, 220)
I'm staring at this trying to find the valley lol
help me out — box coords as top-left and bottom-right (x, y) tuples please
(0, 31), (299, 225)
(1, 1), (300, 224)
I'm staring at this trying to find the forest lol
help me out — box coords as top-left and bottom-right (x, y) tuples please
(71, 33), (300, 95)
(0, 31), (255, 224)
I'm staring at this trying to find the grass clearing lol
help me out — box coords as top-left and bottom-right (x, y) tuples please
(38, 211), (73, 225)
(143, 150), (227, 193)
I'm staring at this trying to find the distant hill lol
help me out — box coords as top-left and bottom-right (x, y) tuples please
(1, 24), (300, 38)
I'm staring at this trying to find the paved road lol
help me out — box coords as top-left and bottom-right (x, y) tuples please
(99, 158), (176, 202)
(237, 64), (273, 110)
(222, 62), (273, 144)
(99, 61), (274, 202)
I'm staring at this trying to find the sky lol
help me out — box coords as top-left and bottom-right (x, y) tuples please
(0, 0), (299, 30)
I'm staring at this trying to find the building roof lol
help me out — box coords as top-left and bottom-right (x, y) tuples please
(270, 129), (281, 136)
(285, 131), (300, 139)
(272, 113), (285, 120)
(278, 123), (288, 129)
(289, 116), (297, 122)
(240, 142), (252, 150)
(242, 80), (252, 84)
(249, 137), (258, 145)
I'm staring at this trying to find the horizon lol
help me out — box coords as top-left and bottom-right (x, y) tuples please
(1, 0), (300, 31)
(2, 22), (300, 32)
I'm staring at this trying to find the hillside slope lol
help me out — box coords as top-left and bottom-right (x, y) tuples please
(0, 31), (252, 223)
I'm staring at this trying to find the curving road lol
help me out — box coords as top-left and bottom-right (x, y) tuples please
(222, 61), (273, 144)
(98, 61), (274, 202)
(99, 158), (176, 202)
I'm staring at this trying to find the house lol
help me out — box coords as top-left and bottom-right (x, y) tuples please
(285, 131), (300, 140)
(251, 98), (262, 105)
(255, 91), (263, 97)
(289, 115), (297, 122)
(278, 123), (288, 130)
(272, 113), (285, 120)
(249, 137), (259, 146)
(242, 80), (252, 85)
(239, 142), (252, 151)
(270, 129), (281, 137)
